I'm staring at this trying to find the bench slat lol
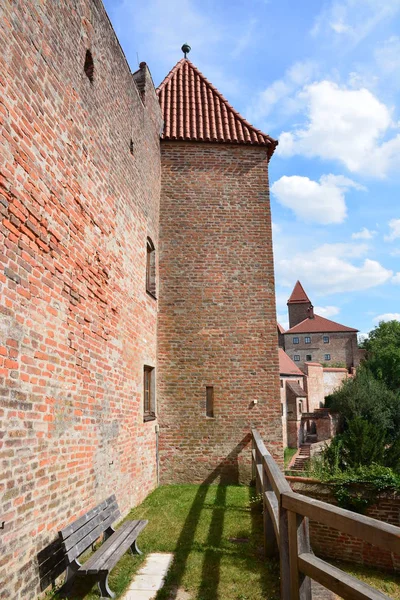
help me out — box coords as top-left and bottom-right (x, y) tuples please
(63, 503), (120, 552)
(60, 495), (116, 540)
(65, 511), (120, 563)
(80, 520), (148, 575)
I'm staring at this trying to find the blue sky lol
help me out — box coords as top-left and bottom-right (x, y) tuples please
(103, 0), (400, 336)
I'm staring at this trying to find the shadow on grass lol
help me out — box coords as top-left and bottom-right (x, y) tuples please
(41, 433), (280, 600)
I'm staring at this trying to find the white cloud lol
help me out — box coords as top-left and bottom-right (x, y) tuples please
(247, 60), (318, 123)
(384, 219), (400, 241)
(373, 313), (400, 323)
(392, 273), (400, 284)
(374, 36), (400, 75)
(277, 313), (289, 331)
(271, 174), (364, 224)
(275, 242), (392, 295)
(277, 80), (400, 177)
(351, 227), (376, 240)
(312, 0), (400, 47)
(314, 306), (340, 318)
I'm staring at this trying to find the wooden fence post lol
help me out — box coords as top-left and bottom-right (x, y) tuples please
(263, 465), (278, 558)
(279, 501), (291, 600)
(288, 509), (312, 600)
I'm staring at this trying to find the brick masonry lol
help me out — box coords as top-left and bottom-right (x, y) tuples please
(290, 480), (400, 573)
(0, 1), (162, 598)
(284, 331), (361, 372)
(157, 142), (283, 483)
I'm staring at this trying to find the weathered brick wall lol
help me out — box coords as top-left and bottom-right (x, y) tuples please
(289, 480), (400, 573)
(0, 1), (162, 597)
(285, 331), (359, 371)
(288, 301), (311, 329)
(158, 142), (282, 484)
(304, 362), (325, 411)
(323, 367), (349, 396)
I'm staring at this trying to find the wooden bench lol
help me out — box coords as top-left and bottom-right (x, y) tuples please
(59, 494), (147, 598)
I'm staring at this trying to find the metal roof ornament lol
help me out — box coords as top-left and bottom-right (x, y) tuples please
(181, 43), (191, 59)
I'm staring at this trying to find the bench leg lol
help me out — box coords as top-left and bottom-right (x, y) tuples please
(98, 572), (115, 599)
(64, 559), (81, 590)
(130, 538), (142, 556)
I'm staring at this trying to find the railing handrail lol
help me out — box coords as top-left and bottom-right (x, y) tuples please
(251, 428), (400, 600)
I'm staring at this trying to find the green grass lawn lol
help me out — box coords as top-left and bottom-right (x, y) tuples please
(332, 560), (400, 599)
(284, 447), (297, 470)
(51, 484), (280, 600)
(49, 484), (400, 600)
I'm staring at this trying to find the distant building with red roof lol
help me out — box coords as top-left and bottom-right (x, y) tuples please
(282, 282), (362, 372)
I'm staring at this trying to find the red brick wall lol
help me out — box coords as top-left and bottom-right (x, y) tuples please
(158, 142), (282, 484)
(284, 331), (359, 371)
(290, 481), (400, 573)
(288, 301), (311, 329)
(0, 2), (162, 597)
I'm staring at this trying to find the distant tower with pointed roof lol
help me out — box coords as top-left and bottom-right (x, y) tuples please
(287, 280), (313, 329)
(156, 51), (281, 483)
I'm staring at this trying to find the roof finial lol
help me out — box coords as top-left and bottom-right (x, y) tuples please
(181, 43), (191, 59)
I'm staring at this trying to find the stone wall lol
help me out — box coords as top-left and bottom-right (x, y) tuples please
(158, 141), (282, 483)
(284, 331), (359, 371)
(289, 479), (400, 573)
(323, 367), (349, 396)
(304, 362), (325, 412)
(0, 1), (162, 597)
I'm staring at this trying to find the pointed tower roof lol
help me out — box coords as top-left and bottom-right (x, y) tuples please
(157, 59), (278, 157)
(287, 281), (311, 305)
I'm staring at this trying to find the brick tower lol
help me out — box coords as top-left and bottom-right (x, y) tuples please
(287, 280), (313, 329)
(157, 57), (282, 483)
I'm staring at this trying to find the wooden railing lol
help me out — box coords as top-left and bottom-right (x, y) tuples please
(251, 429), (400, 600)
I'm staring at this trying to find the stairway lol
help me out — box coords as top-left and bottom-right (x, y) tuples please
(289, 442), (311, 472)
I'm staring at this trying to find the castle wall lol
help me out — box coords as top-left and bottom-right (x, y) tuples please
(284, 331), (359, 371)
(288, 301), (311, 329)
(158, 142), (282, 483)
(0, 1), (162, 597)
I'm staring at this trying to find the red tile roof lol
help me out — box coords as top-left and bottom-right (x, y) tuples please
(286, 381), (307, 397)
(157, 59), (278, 156)
(285, 314), (358, 334)
(278, 348), (303, 376)
(287, 281), (311, 304)
(277, 322), (285, 334)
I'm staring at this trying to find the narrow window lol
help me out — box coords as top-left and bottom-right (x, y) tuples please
(293, 337), (299, 344)
(323, 336), (330, 344)
(84, 49), (94, 82)
(324, 354), (331, 361)
(143, 366), (155, 421)
(306, 354), (312, 361)
(305, 336), (311, 344)
(146, 237), (156, 297)
(206, 386), (214, 418)
(293, 355), (300, 362)
(130, 139), (134, 154)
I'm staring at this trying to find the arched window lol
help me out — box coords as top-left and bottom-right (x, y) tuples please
(146, 237), (156, 297)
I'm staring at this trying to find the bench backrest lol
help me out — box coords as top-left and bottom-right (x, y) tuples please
(59, 495), (120, 564)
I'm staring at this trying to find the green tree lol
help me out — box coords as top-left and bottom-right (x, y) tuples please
(325, 367), (400, 443)
(363, 319), (400, 391)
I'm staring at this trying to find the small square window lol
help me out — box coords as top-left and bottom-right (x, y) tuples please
(306, 354), (312, 361)
(143, 366), (156, 421)
(294, 355), (300, 362)
(293, 337), (299, 344)
(324, 354), (331, 361)
(323, 336), (330, 343)
(305, 336), (311, 344)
